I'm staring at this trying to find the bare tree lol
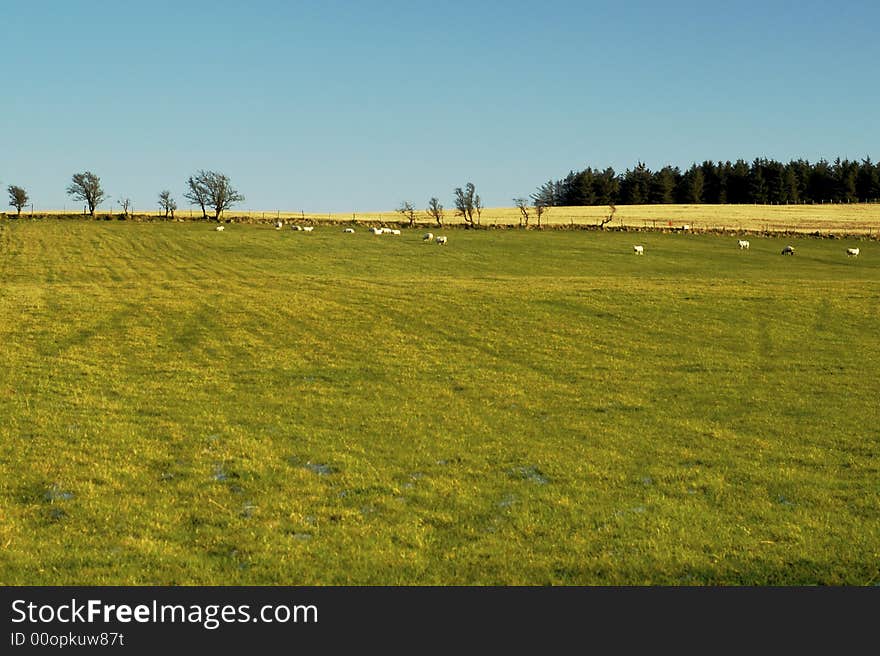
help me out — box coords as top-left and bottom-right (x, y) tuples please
(204, 171), (244, 220)
(598, 204), (616, 229)
(453, 182), (477, 227)
(531, 181), (554, 228)
(7, 185), (29, 216)
(185, 170), (244, 220)
(117, 197), (132, 219)
(184, 171), (210, 219)
(66, 171), (107, 216)
(158, 190), (177, 220)
(397, 201), (416, 227)
(426, 197), (444, 226)
(513, 197), (530, 227)
(534, 202), (548, 227)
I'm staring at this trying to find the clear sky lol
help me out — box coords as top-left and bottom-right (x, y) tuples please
(3, 0), (879, 213)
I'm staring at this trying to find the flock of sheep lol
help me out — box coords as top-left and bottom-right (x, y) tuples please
(214, 223), (863, 257)
(248, 221), (450, 244)
(739, 239), (860, 257)
(632, 240), (862, 257)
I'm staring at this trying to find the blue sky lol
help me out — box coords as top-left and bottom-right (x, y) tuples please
(3, 0), (879, 213)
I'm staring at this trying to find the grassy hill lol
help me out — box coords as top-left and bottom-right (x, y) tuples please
(0, 219), (877, 584)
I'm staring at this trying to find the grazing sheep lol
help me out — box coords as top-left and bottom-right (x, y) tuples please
(343, 227), (355, 233)
(846, 247), (860, 257)
(633, 245), (644, 255)
(291, 225), (303, 231)
(302, 226), (314, 232)
(781, 245), (795, 255)
(380, 227), (394, 234)
(436, 235), (448, 245)
(369, 227), (383, 235)
(391, 229), (401, 235)
(423, 232), (434, 242)
(275, 221), (283, 230)
(215, 225), (225, 232)
(738, 240), (750, 249)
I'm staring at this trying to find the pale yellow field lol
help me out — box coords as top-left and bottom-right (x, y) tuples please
(349, 203), (880, 234)
(13, 203), (880, 234)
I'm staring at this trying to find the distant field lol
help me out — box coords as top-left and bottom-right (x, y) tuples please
(1, 219), (878, 585)
(19, 203), (880, 234)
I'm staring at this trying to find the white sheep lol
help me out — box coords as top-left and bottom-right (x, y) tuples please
(369, 227), (383, 235)
(391, 229), (401, 235)
(781, 245), (795, 255)
(436, 235), (448, 245)
(302, 226), (314, 232)
(291, 225), (303, 231)
(846, 247), (860, 257)
(633, 245), (644, 255)
(738, 239), (750, 249)
(423, 232), (434, 242)
(343, 228), (355, 233)
(275, 221), (283, 230)
(215, 225), (225, 232)
(380, 227), (394, 234)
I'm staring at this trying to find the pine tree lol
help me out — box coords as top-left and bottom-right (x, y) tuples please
(681, 165), (704, 203)
(727, 160), (751, 203)
(855, 158), (880, 201)
(650, 166), (679, 203)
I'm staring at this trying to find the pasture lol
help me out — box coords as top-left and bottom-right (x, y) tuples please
(0, 219), (878, 585)
(22, 202), (880, 234)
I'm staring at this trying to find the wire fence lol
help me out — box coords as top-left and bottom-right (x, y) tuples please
(5, 202), (880, 235)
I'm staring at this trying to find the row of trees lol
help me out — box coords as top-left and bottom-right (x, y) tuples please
(399, 183), (494, 228)
(6, 170), (244, 219)
(10, 157), (879, 220)
(539, 157), (880, 207)
(398, 183), (484, 228)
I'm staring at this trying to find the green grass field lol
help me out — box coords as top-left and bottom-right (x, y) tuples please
(1, 219), (878, 585)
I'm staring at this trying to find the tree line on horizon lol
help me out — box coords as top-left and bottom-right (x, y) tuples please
(8, 157), (880, 221)
(4, 170), (243, 220)
(536, 157), (880, 207)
